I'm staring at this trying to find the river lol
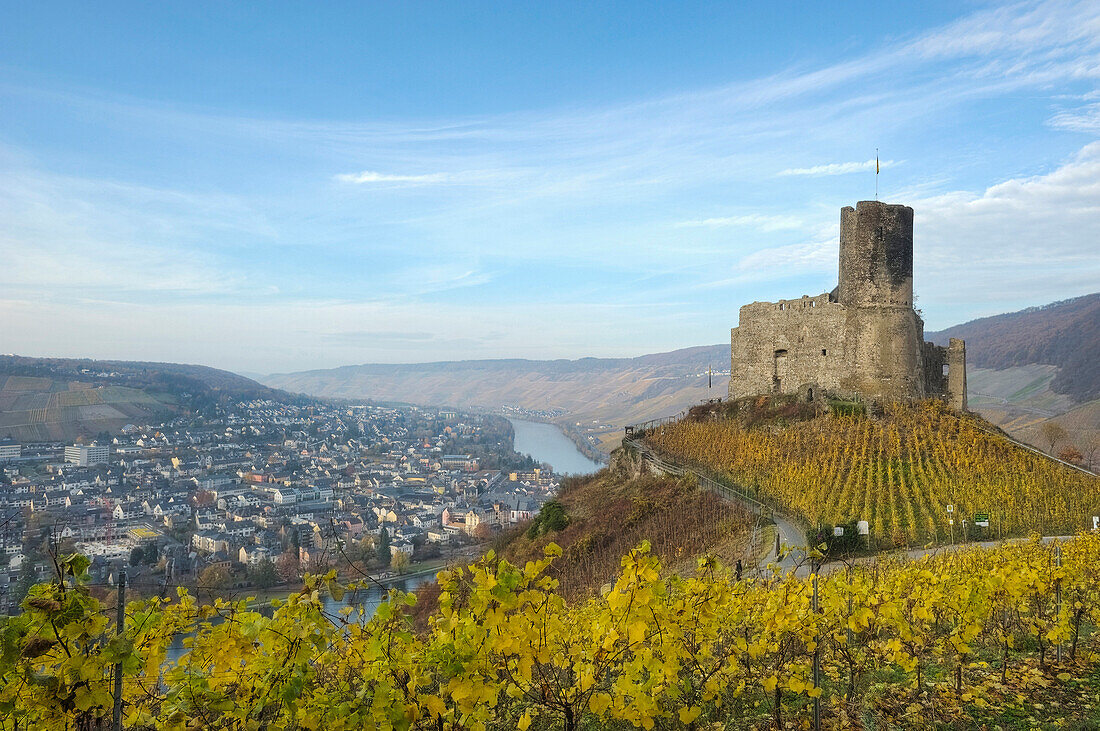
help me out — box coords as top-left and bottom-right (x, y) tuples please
(507, 418), (604, 475)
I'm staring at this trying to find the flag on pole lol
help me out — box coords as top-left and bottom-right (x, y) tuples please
(875, 148), (880, 200)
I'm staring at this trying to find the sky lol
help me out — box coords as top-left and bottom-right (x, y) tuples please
(1, 1), (1098, 375)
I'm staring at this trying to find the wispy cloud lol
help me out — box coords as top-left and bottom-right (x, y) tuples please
(3, 0), (1100, 369)
(694, 239), (837, 290)
(778, 159), (898, 177)
(677, 214), (802, 231)
(1048, 103), (1100, 132)
(334, 170), (451, 184)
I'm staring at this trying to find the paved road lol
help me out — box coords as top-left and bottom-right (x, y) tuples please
(770, 512), (806, 572)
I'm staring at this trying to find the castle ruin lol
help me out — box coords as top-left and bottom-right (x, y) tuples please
(729, 200), (967, 409)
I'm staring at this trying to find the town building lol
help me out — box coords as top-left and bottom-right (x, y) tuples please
(65, 443), (110, 466)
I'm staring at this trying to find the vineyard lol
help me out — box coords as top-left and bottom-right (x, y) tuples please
(0, 376), (173, 442)
(6, 537), (1100, 729)
(644, 398), (1100, 545)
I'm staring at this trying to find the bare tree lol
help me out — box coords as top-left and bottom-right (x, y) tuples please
(1039, 422), (1069, 455)
(1083, 436), (1100, 473)
(1059, 446), (1084, 465)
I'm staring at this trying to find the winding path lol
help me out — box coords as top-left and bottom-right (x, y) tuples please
(623, 437), (805, 574)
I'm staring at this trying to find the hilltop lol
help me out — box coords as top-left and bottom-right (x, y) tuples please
(0, 355), (291, 442)
(929, 293), (1100, 401)
(261, 294), (1100, 460)
(643, 396), (1100, 546)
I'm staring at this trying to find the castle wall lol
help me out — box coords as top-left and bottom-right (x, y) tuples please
(947, 338), (967, 411)
(839, 307), (926, 400)
(729, 293), (847, 400)
(921, 341), (948, 397)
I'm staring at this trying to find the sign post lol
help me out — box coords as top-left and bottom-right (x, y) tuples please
(975, 513), (990, 539)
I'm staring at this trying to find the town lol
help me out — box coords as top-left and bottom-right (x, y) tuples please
(0, 399), (561, 611)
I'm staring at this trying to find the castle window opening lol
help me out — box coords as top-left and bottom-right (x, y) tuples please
(773, 349), (789, 393)
(943, 363), (950, 376)
(821, 349), (827, 356)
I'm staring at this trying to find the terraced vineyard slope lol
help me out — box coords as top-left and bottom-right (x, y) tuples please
(0, 376), (174, 442)
(644, 397), (1100, 546)
(0, 355), (294, 441)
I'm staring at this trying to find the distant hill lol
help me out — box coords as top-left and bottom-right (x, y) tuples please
(927, 294), (1100, 459)
(264, 345), (731, 453)
(265, 291), (1100, 460)
(0, 355), (289, 442)
(928, 293), (1100, 402)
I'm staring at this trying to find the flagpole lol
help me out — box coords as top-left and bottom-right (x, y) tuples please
(875, 149), (879, 200)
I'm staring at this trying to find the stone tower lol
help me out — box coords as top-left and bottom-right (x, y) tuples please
(837, 202), (926, 401)
(729, 200), (966, 408)
(838, 202), (913, 308)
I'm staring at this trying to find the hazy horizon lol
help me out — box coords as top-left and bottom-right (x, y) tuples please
(3, 1), (1099, 373)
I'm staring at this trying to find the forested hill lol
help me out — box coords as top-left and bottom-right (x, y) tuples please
(0, 355), (285, 402)
(0, 355), (296, 441)
(928, 293), (1100, 402)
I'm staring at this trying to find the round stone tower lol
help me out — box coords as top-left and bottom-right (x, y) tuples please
(838, 201), (914, 308)
(837, 201), (926, 400)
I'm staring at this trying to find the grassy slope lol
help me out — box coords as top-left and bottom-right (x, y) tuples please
(495, 470), (758, 600)
(0, 355), (294, 441)
(929, 292), (1100, 402)
(0, 375), (175, 442)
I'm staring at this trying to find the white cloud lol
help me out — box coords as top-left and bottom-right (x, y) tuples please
(334, 170), (450, 184)
(692, 238), (838, 292)
(778, 159), (898, 177)
(912, 142), (1100, 313)
(0, 167), (257, 297)
(3, 0), (1100, 367)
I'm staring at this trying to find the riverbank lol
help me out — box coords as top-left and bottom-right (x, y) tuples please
(507, 418), (604, 474)
(556, 422), (610, 465)
(199, 558), (450, 605)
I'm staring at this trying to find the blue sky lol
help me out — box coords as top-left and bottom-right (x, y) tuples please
(1, 1), (1098, 374)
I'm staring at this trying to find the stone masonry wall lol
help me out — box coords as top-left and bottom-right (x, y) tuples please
(730, 294), (847, 400)
(947, 338), (967, 411)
